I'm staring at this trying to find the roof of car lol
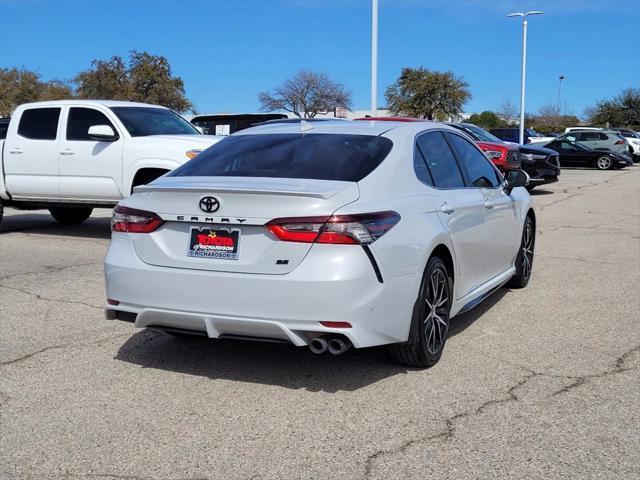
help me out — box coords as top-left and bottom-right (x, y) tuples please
(16, 100), (167, 109)
(236, 119), (450, 137)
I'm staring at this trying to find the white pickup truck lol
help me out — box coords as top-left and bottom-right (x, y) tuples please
(0, 100), (221, 225)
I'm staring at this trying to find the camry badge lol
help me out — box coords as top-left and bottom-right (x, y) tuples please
(199, 196), (220, 213)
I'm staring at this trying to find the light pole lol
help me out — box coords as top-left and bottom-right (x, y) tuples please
(508, 10), (543, 144)
(557, 74), (565, 116)
(371, 0), (378, 116)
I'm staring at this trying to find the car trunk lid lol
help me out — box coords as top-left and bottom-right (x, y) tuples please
(126, 176), (360, 274)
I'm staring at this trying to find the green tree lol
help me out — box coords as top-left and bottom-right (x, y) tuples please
(586, 88), (640, 128)
(384, 67), (471, 120)
(75, 51), (193, 112)
(75, 56), (128, 100)
(0, 68), (74, 117)
(467, 111), (504, 129)
(259, 70), (352, 118)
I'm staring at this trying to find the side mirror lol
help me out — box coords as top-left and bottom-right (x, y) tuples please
(504, 169), (529, 195)
(88, 124), (118, 142)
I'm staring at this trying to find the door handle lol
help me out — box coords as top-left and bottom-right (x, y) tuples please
(9, 148), (23, 154)
(440, 203), (455, 214)
(484, 201), (495, 209)
(60, 150), (75, 156)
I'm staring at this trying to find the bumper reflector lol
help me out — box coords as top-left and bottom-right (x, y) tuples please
(319, 321), (352, 329)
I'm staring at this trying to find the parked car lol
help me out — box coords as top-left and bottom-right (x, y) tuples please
(489, 127), (548, 144)
(611, 128), (640, 162)
(105, 120), (534, 368)
(544, 138), (630, 170)
(557, 130), (631, 159)
(190, 113), (288, 136)
(0, 118), (9, 140)
(564, 126), (602, 133)
(446, 123), (559, 190)
(0, 100), (222, 225)
(443, 123), (521, 171)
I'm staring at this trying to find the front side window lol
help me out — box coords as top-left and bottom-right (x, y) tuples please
(447, 133), (500, 188)
(67, 108), (117, 141)
(416, 131), (465, 189)
(170, 133), (393, 182)
(17, 108), (60, 140)
(110, 107), (199, 137)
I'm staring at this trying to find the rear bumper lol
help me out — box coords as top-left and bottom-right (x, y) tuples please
(104, 233), (418, 348)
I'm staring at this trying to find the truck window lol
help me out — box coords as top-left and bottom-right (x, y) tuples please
(67, 108), (117, 141)
(17, 108), (61, 140)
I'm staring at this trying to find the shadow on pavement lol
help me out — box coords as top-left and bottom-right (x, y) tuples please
(529, 188), (554, 195)
(115, 288), (509, 392)
(0, 210), (112, 240)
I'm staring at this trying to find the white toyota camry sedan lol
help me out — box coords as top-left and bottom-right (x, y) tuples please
(105, 120), (534, 367)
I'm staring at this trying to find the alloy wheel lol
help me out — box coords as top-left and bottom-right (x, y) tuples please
(424, 267), (449, 355)
(521, 220), (534, 280)
(597, 156), (612, 170)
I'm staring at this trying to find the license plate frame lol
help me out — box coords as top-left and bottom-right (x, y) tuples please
(187, 226), (240, 260)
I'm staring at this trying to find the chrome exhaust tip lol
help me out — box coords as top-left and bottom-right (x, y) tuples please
(309, 337), (328, 354)
(327, 336), (352, 355)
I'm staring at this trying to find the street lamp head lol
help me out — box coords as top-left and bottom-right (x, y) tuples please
(559, 75), (565, 80)
(508, 11), (544, 18)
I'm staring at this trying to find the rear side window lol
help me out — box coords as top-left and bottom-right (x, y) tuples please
(67, 108), (116, 141)
(447, 133), (500, 188)
(17, 108), (60, 140)
(170, 134), (393, 182)
(416, 131), (465, 188)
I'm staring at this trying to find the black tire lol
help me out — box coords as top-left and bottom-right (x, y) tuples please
(49, 207), (93, 225)
(595, 155), (613, 170)
(389, 256), (452, 368)
(508, 215), (535, 289)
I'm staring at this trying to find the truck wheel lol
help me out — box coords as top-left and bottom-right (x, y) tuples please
(49, 207), (93, 225)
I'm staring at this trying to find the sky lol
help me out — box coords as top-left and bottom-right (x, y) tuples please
(1, 0), (639, 118)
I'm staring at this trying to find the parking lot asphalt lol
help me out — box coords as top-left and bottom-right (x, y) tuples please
(1, 168), (639, 480)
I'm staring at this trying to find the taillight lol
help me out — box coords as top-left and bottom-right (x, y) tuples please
(614, 140), (625, 145)
(112, 206), (164, 233)
(266, 211), (400, 245)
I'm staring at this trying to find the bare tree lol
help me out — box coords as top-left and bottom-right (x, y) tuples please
(259, 70), (352, 118)
(497, 99), (518, 125)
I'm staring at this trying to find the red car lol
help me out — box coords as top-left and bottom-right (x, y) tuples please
(354, 117), (520, 172)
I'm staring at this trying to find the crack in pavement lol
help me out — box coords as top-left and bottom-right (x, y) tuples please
(551, 344), (640, 396)
(535, 254), (633, 266)
(538, 170), (633, 212)
(0, 333), (131, 367)
(0, 261), (103, 280)
(0, 284), (102, 310)
(363, 344), (639, 478)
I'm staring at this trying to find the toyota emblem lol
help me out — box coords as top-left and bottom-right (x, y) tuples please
(199, 196), (220, 213)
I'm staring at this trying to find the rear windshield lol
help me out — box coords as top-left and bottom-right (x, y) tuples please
(169, 133), (393, 182)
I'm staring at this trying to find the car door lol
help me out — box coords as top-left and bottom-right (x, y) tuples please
(3, 107), (62, 199)
(415, 130), (487, 299)
(58, 106), (124, 201)
(554, 140), (585, 166)
(445, 131), (520, 280)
